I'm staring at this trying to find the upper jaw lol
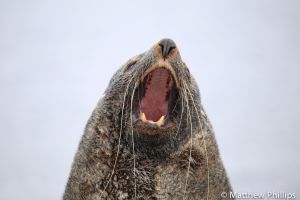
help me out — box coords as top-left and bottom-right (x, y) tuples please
(141, 60), (180, 88)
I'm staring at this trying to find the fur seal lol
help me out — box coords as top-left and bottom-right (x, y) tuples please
(63, 38), (234, 200)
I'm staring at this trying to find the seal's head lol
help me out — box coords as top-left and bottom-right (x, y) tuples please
(104, 38), (201, 158)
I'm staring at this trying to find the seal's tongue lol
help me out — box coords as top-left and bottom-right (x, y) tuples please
(140, 68), (173, 122)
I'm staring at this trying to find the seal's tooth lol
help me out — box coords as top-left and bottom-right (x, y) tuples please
(140, 112), (147, 122)
(155, 115), (165, 126)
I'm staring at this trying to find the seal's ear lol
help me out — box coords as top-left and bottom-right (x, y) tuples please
(123, 59), (137, 72)
(123, 55), (141, 72)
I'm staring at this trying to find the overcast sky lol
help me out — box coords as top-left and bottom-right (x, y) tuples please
(0, 1), (299, 199)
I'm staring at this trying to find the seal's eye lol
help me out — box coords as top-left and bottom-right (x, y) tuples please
(184, 65), (192, 82)
(185, 67), (190, 74)
(124, 60), (137, 71)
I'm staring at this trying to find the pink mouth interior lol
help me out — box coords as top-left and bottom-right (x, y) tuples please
(140, 68), (174, 122)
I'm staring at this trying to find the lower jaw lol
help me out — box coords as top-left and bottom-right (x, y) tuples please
(129, 126), (173, 152)
(132, 114), (174, 135)
(125, 125), (181, 159)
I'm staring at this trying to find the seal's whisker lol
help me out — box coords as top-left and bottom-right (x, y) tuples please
(171, 94), (180, 114)
(175, 92), (184, 137)
(100, 75), (136, 198)
(130, 81), (139, 199)
(182, 84), (193, 200)
(184, 82), (210, 200)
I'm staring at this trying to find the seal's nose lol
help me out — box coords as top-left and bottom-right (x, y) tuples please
(158, 38), (176, 59)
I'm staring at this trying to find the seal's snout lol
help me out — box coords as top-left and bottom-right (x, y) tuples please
(158, 38), (177, 59)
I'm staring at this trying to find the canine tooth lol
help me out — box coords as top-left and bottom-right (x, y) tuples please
(155, 115), (165, 126)
(140, 112), (147, 122)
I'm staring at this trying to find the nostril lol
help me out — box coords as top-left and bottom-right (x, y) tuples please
(159, 38), (176, 59)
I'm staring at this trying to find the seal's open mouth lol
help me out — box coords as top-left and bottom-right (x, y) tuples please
(137, 67), (179, 128)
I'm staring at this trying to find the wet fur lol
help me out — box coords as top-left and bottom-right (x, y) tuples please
(63, 41), (233, 199)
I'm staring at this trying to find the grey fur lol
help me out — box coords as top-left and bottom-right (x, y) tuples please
(63, 40), (234, 200)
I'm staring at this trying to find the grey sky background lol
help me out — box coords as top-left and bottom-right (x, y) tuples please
(1, 1), (299, 199)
